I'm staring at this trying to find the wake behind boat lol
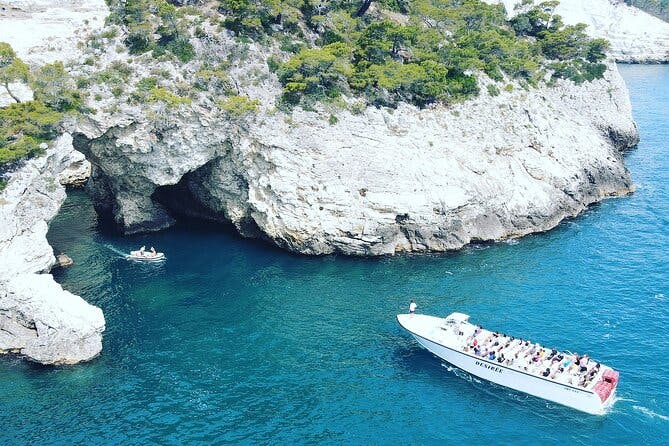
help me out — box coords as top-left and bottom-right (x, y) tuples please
(397, 312), (619, 415)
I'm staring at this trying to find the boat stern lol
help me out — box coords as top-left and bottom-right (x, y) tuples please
(594, 368), (620, 405)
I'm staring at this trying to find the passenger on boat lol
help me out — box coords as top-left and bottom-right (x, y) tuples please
(150, 246), (156, 255)
(562, 357), (572, 369)
(550, 367), (565, 380)
(139, 245), (146, 256)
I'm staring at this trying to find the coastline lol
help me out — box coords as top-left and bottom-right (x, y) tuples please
(0, 0), (665, 365)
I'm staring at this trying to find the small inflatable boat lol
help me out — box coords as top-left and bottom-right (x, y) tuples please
(127, 250), (165, 261)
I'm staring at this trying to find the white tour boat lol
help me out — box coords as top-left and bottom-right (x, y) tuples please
(397, 312), (619, 415)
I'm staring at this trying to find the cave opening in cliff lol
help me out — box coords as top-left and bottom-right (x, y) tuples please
(151, 175), (267, 241)
(151, 173), (232, 228)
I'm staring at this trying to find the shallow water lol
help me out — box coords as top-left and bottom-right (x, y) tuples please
(2, 64), (669, 445)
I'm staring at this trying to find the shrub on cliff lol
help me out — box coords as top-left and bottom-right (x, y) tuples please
(216, 95), (260, 118)
(0, 101), (63, 167)
(0, 44), (75, 168)
(147, 87), (192, 107)
(100, 0), (612, 109)
(106, 0), (196, 62)
(511, 2), (609, 83)
(0, 42), (30, 103)
(31, 62), (84, 112)
(278, 43), (353, 104)
(273, 0), (609, 107)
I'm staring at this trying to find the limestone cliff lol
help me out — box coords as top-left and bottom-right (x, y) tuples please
(73, 47), (639, 254)
(0, 135), (105, 364)
(489, 0), (669, 63)
(0, 0), (108, 65)
(0, 0), (106, 364)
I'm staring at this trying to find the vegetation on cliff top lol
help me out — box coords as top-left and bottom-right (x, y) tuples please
(0, 43), (82, 169)
(216, 0), (609, 107)
(1, 0), (614, 171)
(102, 0), (609, 109)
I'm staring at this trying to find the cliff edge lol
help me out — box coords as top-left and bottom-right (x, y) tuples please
(0, 136), (105, 364)
(0, 0), (106, 364)
(490, 0), (669, 63)
(73, 48), (639, 254)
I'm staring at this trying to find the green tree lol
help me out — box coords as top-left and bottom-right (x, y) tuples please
(0, 101), (63, 166)
(278, 42), (353, 103)
(31, 62), (83, 112)
(0, 42), (30, 103)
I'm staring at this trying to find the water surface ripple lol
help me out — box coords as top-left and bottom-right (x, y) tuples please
(2, 65), (668, 445)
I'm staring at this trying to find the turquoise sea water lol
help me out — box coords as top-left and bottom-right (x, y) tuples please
(2, 65), (668, 445)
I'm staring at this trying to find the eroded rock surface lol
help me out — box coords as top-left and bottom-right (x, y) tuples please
(0, 135), (104, 364)
(74, 59), (638, 255)
(0, 0), (108, 65)
(0, 274), (104, 365)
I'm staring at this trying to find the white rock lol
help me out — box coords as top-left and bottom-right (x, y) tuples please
(0, 134), (104, 364)
(74, 60), (639, 255)
(0, 274), (105, 364)
(487, 0), (669, 63)
(0, 0), (109, 65)
(57, 135), (91, 186)
(0, 81), (33, 107)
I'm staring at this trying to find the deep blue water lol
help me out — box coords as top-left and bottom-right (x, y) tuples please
(2, 65), (668, 445)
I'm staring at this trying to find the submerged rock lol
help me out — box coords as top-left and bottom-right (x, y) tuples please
(56, 253), (73, 267)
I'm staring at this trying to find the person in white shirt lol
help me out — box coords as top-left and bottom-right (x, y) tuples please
(409, 300), (417, 315)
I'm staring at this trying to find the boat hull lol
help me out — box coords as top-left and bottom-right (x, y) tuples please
(398, 315), (612, 415)
(127, 251), (165, 261)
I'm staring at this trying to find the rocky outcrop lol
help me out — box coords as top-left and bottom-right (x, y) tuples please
(0, 134), (105, 364)
(57, 142), (91, 187)
(490, 0), (669, 63)
(73, 55), (639, 255)
(0, 1), (103, 364)
(0, 273), (104, 364)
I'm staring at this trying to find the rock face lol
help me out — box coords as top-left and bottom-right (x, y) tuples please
(57, 140), (91, 187)
(0, 274), (104, 364)
(0, 1), (103, 364)
(490, 0), (669, 63)
(74, 59), (639, 255)
(0, 0), (109, 65)
(0, 135), (105, 364)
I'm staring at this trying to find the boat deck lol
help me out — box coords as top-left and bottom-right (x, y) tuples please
(431, 314), (608, 391)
